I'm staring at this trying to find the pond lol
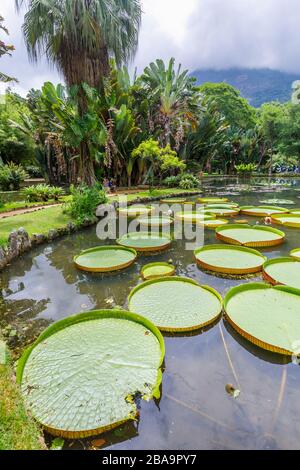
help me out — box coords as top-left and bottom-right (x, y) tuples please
(1, 177), (300, 450)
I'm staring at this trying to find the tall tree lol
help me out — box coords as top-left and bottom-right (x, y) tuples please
(0, 16), (17, 83)
(16, 0), (142, 185)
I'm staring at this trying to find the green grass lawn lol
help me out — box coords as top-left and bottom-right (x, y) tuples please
(0, 353), (44, 450)
(110, 187), (201, 202)
(0, 206), (71, 247)
(0, 196), (71, 214)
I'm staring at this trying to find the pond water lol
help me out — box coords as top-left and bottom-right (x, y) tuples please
(1, 177), (300, 450)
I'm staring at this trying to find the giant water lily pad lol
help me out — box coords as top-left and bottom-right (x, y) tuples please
(128, 277), (222, 332)
(290, 248), (300, 260)
(117, 232), (172, 252)
(204, 203), (239, 209)
(137, 215), (173, 228)
(290, 209), (300, 215)
(198, 197), (228, 204)
(224, 283), (300, 355)
(194, 245), (267, 274)
(203, 207), (240, 217)
(141, 262), (175, 280)
(198, 218), (229, 229)
(240, 206), (288, 217)
(260, 199), (295, 205)
(17, 310), (164, 438)
(272, 214), (300, 228)
(74, 246), (137, 273)
(263, 257), (300, 289)
(118, 205), (154, 218)
(216, 224), (285, 247)
(175, 211), (215, 223)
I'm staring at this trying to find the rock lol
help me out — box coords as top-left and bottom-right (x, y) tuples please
(47, 229), (59, 241)
(8, 228), (31, 258)
(67, 222), (77, 233)
(31, 234), (47, 246)
(0, 246), (8, 270)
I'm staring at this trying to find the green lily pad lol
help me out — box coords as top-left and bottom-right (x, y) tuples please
(17, 310), (164, 438)
(137, 216), (173, 228)
(224, 283), (300, 355)
(141, 262), (176, 280)
(175, 211), (215, 223)
(290, 209), (300, 215)
(204, 203), (239, 209)
(160, 198), (186, 204)
(203, 207), (240, 217)
(198, 218), (229, 229)
(198, 197), (229, 204)
(118, 205), (154, 218)
(195, 245), (267, 274)
(260, 199), (295, 205)
(290, 248), (300, 260)
(74, 246), (137, 273)
(263, 257), (300, 289)
(271, 213), (300, 228)
(216, 224), (285, 247)
(240, 206), (288, 216)
(117, 232), (172, 252)
(128, 277), (222, 332)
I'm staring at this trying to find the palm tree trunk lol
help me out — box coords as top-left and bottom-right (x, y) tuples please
(79, 141), (97, 186)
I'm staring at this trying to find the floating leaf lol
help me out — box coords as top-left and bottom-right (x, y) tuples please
(129, 277), (222, 332)
(263, 257), (300, 289)
(74, 246), (137, 273)
(240, 206), (288, 217)
(141, 263), (175, 280)
(224, 283), (300, 355)
(117, 232), (172, 252)
(216, 224), (285, 247)
(17, 310), (164, 438)
(195, 245), (267, 275)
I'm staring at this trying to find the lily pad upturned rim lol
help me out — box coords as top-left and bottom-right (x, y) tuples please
(271, 213), (300, 228)
(262, 257), (300, 286)
(117, 231), (172, 252)
(194, 244), (267, 274)
(198, 197), (229, 203)
(174, 211), (216, 222)
(203, 207), (240, 217)
(17, 309), (165, 438)
(216, 224), (285, 247)
(73, 246), (137, 273)
(141, 262), (176, 280)
(197, 218), (229, 229)
(224, 283), (300, 355)
(118, 205), (154, 217)
(136, 215), (174, 228)
(128, 276), (223, 333)
(204, 203), (240, 209)
(290, 248), (300, 260)
(160, 198), (187, 204)
(239, 205), (289, 216)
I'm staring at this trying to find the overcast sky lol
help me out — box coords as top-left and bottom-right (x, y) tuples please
(1, 0), (300, 96)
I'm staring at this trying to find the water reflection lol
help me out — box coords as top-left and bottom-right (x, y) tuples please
(1, 177), (300, 449)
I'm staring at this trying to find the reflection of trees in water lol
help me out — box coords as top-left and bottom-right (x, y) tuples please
(0, 297), (50, 353)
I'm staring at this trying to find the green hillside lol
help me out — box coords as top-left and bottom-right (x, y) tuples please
(192, 68), (300, 107)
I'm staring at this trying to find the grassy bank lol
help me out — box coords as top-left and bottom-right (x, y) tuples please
(109, 187), (201, 202)
(0, 343), (44, 450)
(0, 206), (71, 247)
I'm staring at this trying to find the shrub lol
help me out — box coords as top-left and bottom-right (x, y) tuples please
(0, 163), (28, 191)
(179, 173), (200, 189)
(25, 165), (43, 178)
(235, 163), (257, 174)
(163, 175), (181, 188)
(63, 184), (107, 224)
(23, 184), (64, 202)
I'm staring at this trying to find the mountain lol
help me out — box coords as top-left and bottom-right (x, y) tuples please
(192, 68), (300, 107)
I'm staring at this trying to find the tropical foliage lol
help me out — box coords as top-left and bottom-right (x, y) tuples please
(0, 16), (17, 83)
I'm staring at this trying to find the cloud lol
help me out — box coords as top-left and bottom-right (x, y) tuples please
(1, 0), (300, 96)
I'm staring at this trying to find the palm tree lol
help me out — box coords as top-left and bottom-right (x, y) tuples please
(16, 0), (142, 185)
(140, 58), (200, 148)
(0, 16), (17, 83)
